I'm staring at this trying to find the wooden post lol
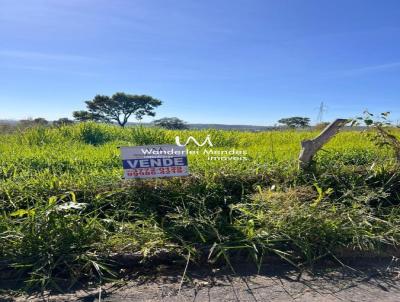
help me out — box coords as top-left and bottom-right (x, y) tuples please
(299, 119), (349, 169)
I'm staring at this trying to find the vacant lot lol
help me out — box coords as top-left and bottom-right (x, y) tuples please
(1, 123), (399, 293)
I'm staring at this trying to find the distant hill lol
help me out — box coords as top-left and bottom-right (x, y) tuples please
(0, 119), (18, 125)
(0, 119), (273, 130)
(1, 119), (364, 131)
(124, 122), (274, 131)
(187, 123), (274, 131)
(0, 120), (274, 131)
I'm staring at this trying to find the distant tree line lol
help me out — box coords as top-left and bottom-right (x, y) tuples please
(1, 91), (328, 131)
(17, 117), (74, 128)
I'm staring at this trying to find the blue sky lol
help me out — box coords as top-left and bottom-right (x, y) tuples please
(1, 0), (400, 125)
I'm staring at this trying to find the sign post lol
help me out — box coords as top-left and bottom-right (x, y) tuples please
(119, 144), (189, 179)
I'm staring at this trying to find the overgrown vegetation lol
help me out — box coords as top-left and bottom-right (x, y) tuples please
(0, 122), (399, 292)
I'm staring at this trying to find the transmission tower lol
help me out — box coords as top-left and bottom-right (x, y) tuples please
(316, 102), (327, 123)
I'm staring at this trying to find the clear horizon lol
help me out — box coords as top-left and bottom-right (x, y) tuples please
(1, 0), (400, 125)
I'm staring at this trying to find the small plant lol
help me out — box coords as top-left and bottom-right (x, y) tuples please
(352, 111), (400, 164)
(1, 195), (112, 290)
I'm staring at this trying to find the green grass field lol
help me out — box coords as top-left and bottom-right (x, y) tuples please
(1, 122), (400, 291)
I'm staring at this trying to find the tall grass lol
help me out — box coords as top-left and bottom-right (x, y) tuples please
(0, 123), (399, 291)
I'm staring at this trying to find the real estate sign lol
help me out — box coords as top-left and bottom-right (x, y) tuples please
(119, 145), (189, 179)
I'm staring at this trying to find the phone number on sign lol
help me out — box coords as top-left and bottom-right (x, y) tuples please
(126, 166), (186, 176)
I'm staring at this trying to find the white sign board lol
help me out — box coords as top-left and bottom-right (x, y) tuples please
(119, 145), (189, 179)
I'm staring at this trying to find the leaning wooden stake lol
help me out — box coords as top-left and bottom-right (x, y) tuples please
(299, 119), (349, 169)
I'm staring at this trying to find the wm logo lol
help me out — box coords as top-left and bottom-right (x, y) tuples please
(175, 135), (213, 147)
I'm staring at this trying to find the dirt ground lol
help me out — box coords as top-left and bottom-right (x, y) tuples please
(2, 258), (400, 302)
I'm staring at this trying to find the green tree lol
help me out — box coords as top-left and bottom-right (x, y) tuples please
(33, 118), (49, 125)
(73, 92), (162, 127)
(72, 111), (105, 123)
(53, 118), (75, 127)
(19, 117), (49, 128)
(153, 117), (189, 129)
(278, 117), (310, 128)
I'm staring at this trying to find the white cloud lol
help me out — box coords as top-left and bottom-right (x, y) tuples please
(0, 50), (96, 62)
(339, 62), (400, 76)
